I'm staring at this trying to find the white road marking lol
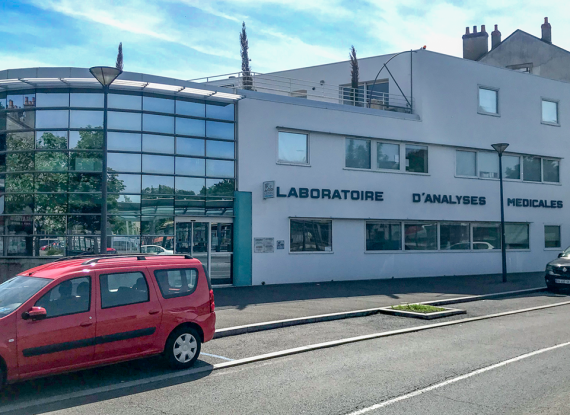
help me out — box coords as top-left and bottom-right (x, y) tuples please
(201, 352), (234, 361)
(345, 340), (570, 414)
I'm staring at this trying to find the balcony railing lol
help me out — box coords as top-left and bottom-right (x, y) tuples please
(191, 72), (413, 114)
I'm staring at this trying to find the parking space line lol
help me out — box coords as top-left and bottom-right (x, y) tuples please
(201, 352), (234, 361)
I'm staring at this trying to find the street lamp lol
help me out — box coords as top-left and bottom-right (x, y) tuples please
(89, 66), (122, 254)
(492, 143), (509, 283)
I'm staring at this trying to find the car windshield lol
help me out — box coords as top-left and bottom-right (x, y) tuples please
(0, 276), (52, 318)
(563, 246), (570, 256)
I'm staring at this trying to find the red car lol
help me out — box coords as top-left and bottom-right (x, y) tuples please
(0, 254), (215, 388)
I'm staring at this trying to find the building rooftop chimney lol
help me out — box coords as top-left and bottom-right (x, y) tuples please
(541, 17), (551, 43)
(491, 24), (501, 49)
(462, 24), (489, 61)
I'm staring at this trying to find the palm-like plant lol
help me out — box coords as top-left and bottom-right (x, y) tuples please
(116, 42), (124, 71)
(349, 45), (359, 106)
(240, 22), (253, 90)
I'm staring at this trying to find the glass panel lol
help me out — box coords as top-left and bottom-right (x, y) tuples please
(405, 145), (428, 173)
(278, 132), (307, 164)
(176, 117), (205, 137)
(108, 173), (141, 193)
(67, 216), (101, 234)
(206, 140), (234, 159)
(377, 143), (400, 170)
(35, 194), (67, 213)
(206, 199), (233, 216)
(143, 96), (174, 113)
(206, 121), (234, 140)
(142, 195), (174, 215)
(366, 222), (401, 250)
(479, 152), (499, 179)
(35, 110), (68, 129)
(143, 114), (174, 134)
(6, 237), (33, 256)
(175, 222), (192, 253)
(505, 223), (529, 249)
(6, 111), (35, 130)
(0, 154), (5, 173)
(69, 110), (103, 129)
(99, 272), (149, 309)
(7, 93), (35, 109)
(35, 277), (91, 316)
(36, 131), (67, 149)
(69, 173), (101, 192)
(177, 137), (204, 156)
(542, 100), (558, 123)
(472, 223), (500, 249)
(35, 173), (67, 192)
(70, 93), (104, 108)
(142, 235), (174, 251)
(108, 111), (141, 131)
(108, 152), (141, 173)
(503, 155), (520, 180)
(206, 178), (234, 196)
(176, 157), (205, 176)
(543, 159), (560, 183)
(176, 177), (205, 196)
(141, 216), (174, 235)
(36, 93), (69, 108)
(6, 173), (33, 192)
(35, 152), (68, 171)
(0, 134), (5, 151)
(108, 194), (141, 214)
(290, 219), (332, 252)
(206, 103), (234, 121)
(345, 138), (370, 169)
(211, 223), (233, 252)
(5, 194), (34, 214)
(7, 152), (34, 172)
(404, 223), (437, 250)
(0, 91), (5, 110)
(7, 131), (34, 150)
(479, 88), (497, 113)
(143, 134), (174, 154)
(175, 197), (205, 216)
(142, 155), (174, 174)
(37, 237), (66, 257)
(108, 215), (141, 236)
(69, 151), (103, 171)
(69, 130), (103, 149)
(109, 236), (140, 254)
(176, 100), (205, 117)
(142, 175), (174, 194)
(456, 150), (476, 176)
(69, 193), (102, 213)
(192, 223), (209, 269)
(6, 216), (33, 234)
(154, 268), (198, 298)
(440, 223), (470, 250)
(108, 132), (141, 151)
(545, 226), (561, 248)
(206, 160), (234, 177)
(34, 215), (66, 235)
(65, 235), (99, 255)
(523, 156), (541, 182)
(108, 94), (141, 110)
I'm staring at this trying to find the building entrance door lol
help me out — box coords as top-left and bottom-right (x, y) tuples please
(175, 218), (233, 285)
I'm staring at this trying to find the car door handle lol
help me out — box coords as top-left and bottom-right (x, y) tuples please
(80, 321), (93, 327)
(149, 310), (160, 315)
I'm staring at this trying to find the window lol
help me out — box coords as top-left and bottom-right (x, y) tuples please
(154, 268), (198, 298)
(456, 151), (476, 177)
(440, 223), (470, 250)
(543, 159), (559, 183)
(207, 140), (234, 159)
(108, 111), (141, 131)
(100, 272), (149, 308)
(206, 160), (234, 177)
(377, 143), (400, 170)
(278, 132), (308, 164)
(505, 223), (529, 249)
(108, 153), (141, 173)
(108, 132), (141, 152)
(345, 138), (370, 169)
(206, 103), (234, 121)
(142, 155), (174, 174)
(479, 152), (498, 178)
(108, 94), (142, 110)
(35, 277), (90, 318)
(366, 222), (401, 251)
(478, 87), (498, 114)
(143, 134), (175, 154)
(545, 226), (561, 248)
(503, 155), (520, 180)
(290, 219), (332, 252)
(143, 114), (174, 134)
(176, 100), (205, 117)
(404, 223), (437, 250)
(206, 121), (234, 140)
(36, 110), (68, 129)
(523, 156), (541, 182)
(176, 118), (205, 137)
(177, 137), (204, 156)
(472, 223), (500, 250)
(143, 96), (174, 114)
(405, 145), (428, 173)
(176, 157), (205, 176)
(542, 100), (558, 124)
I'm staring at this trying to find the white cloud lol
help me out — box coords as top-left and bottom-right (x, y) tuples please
(0, 55), (55, 72)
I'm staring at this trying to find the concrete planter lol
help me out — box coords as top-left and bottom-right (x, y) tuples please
(379, 306), (466, 320)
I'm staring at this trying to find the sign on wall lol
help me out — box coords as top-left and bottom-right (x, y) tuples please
(276, 187), (384, 201)
(413, 193), (486, 205)
(507, 198), (563, 208)
(254, 238), (274, 253)
(263, 181), (275, 199)
(276, 240), (285, 250)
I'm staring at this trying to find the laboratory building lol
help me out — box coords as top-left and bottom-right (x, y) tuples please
(0, 20), (568, 285)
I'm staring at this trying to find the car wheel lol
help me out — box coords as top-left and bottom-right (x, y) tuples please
(165, 327), (201, 369)
(547, 283), (560, 293)
(0, 365), (5, 391)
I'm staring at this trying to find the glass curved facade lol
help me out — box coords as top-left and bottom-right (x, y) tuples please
(0, 89), (235, 257)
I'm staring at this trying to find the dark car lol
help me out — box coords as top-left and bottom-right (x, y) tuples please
(545, 246), (570, 291)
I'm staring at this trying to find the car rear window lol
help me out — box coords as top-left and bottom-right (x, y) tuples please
(154, 268), (198, 299)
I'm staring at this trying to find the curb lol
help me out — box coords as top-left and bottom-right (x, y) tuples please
(379, 307), (466, 320)
(214, 286), (547, 338)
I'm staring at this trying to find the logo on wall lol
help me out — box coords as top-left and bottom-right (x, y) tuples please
(263, 181), (275, 199)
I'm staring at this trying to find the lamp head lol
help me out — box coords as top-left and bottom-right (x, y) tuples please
(491, 143), (509, 154)
(89, 66), (122, 87)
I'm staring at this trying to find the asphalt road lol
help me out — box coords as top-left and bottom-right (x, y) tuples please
(3, 293), (570, 414)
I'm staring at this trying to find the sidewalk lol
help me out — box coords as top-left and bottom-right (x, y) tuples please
(213, 272), (545, 329)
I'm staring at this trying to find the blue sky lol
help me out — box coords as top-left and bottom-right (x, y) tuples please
(1, 1), (569, 80)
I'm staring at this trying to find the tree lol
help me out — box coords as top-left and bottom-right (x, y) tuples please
(349, 45), (359, 106)
(116, 42), (124, 71)
(240, 22), (253, 90)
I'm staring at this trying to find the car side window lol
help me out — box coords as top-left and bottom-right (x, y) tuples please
(154, 268), (198, 299)
(100, 272), (149, 309)
(35, 277), (91, 318)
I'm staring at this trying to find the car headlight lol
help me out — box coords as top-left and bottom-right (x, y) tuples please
(546, 265), (558, 275)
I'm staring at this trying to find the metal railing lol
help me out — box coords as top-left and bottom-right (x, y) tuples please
(191, 72), (413, 114)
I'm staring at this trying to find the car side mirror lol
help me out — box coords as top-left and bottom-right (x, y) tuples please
(558, 253), (564, 258)
(22, 306), (47, 321)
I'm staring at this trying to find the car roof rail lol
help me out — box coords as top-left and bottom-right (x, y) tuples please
(53, 253), (195, 265)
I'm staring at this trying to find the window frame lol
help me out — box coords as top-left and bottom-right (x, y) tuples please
(289, 218), (333, 254)
(34, 276), (92, 319)
(541, 98), (560, 126)
(364, 221), (402, 252)
(99, 271), (150, 309)
(153, 267), (199, 299)
(544, 225), (561, 250)
(276, 130), (310, 166)
(477, 85), (500, 116)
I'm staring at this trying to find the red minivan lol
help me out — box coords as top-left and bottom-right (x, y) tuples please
(0, 254), (216, 389)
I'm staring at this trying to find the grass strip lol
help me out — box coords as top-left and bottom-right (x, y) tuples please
(391, 304), (447, 314)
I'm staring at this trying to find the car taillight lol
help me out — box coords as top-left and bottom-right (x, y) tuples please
(209, 289), (215, 313)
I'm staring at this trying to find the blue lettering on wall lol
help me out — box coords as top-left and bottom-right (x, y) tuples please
(507, 198), (563, 209)
(413, 193), (486, 206)
(272, 187), (384, 202)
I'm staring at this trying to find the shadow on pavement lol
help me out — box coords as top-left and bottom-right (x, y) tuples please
(0, 357), (213, 415)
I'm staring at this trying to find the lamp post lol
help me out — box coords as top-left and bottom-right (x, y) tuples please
(492, 143), (509, 283)
(89, 66), (122, 254)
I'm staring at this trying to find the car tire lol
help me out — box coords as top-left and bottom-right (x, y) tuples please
(0, 365), (5, 391)
(164, 327), (201, 369)
(547, 283), (559, 293)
